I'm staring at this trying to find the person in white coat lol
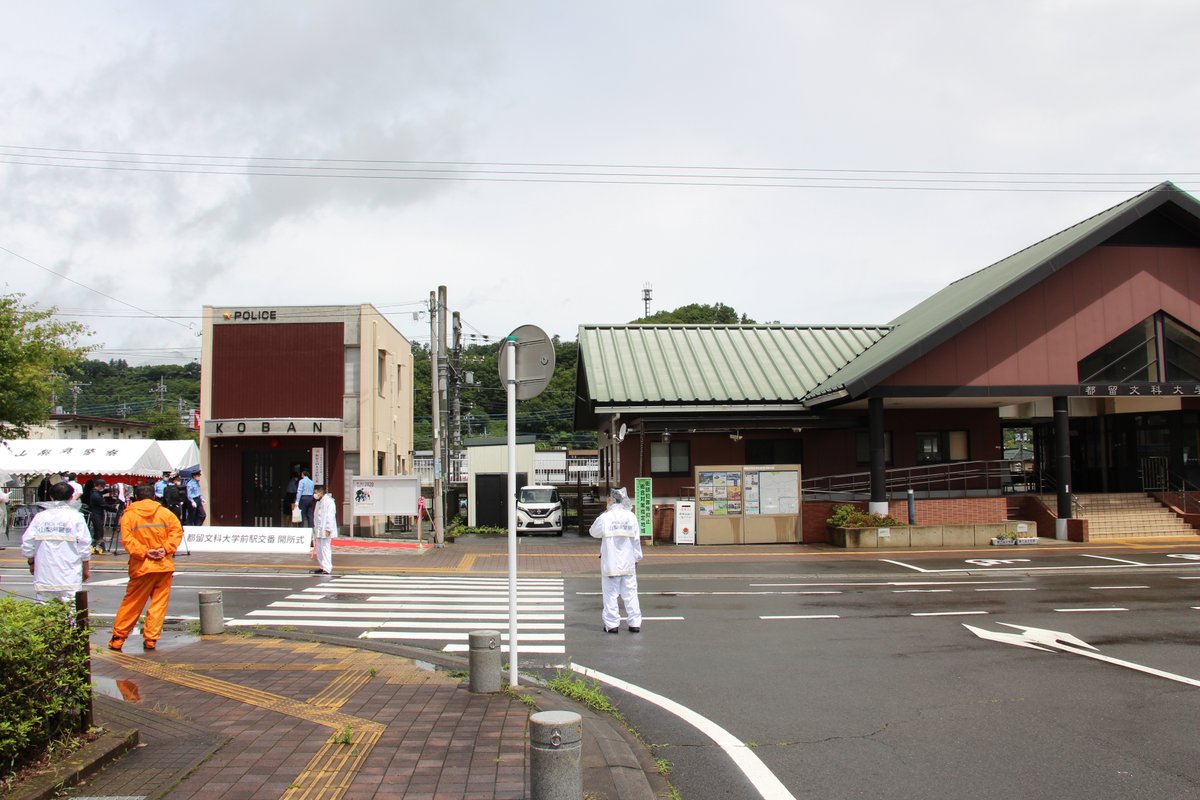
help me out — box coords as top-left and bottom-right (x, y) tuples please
(21, 481), (91, 603)
(589, 487), (644, 633)
(311, 484), (338, 575)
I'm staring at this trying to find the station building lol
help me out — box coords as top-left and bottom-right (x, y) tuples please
(575, 182), (1200, 544)
(199, 304), (413, 533)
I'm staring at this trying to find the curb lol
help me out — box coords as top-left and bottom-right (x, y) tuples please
(7, 726), (138, 800)
(239, 628), (668, 799)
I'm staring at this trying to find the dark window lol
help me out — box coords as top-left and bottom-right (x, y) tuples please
(746, 439), (803, 465)
(650, 441), (691, 475)
(855, 431), (892, 466)
(1078, 312), (1200, 384)
(1163, 315), (1200, 381)
(916, 431), (968, 464)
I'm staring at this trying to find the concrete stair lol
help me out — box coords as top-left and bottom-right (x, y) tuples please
(1071, 493), (1198, 539)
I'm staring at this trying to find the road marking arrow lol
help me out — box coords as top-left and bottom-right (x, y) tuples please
(964, 622), (1200, 687)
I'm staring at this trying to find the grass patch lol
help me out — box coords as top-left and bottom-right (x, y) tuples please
(546, 671), (623, 722)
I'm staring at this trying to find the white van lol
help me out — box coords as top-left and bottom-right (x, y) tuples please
(516, 485), (563, 535)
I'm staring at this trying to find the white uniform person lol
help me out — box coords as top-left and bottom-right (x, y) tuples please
(21, 481), (92, 603)
(311, 484), (338, 575)
(589, 487), (644, 633)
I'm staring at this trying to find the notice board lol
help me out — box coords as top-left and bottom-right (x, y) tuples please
(694, 464), (801, 544)
(351, 475), (421, 517)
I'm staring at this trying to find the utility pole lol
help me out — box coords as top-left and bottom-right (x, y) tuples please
(151, 376), (168, 412)
(437, 285), (449, 543)
(430, 290), (443, 547)
(642, 282), (653, 319)
(69, 382), (89, 415)
(452, 311), (462, 449)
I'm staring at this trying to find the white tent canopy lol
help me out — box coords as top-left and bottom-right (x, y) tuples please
(157, 439), (200, 472)
(0, 439), (173, 478)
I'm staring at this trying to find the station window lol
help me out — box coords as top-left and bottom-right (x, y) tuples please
(377, 350), (387, 397)
(650, 440), (691, 475)
(747, 438), (802, 465)
(916, 430), (968, 463)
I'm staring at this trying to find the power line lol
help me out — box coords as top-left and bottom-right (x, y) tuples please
(0, 243), (194, 331)
(0, 145), (1188, 193)
(2, 142), (1195, 178)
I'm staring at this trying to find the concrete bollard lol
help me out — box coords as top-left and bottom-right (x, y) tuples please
(198, 590), (224, 635)
(530, 710), (583, 800)
(468, 630), (502, 693)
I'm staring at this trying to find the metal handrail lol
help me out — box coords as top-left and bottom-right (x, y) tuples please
(1164, 472), (1200, 516)
(1036, 469), (1085, 517)
(801, 459), (1031, 500)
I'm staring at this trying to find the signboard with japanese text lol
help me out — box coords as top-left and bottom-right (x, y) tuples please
(312, 447), (326, 484)
(182, 526), (311, 553)
(634, 477), (653, 538)
(351, 475), (420, 517)
(1078, 383), (1200, 398)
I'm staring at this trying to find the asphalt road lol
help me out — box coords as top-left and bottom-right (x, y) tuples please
(4, 544), (1200, 799)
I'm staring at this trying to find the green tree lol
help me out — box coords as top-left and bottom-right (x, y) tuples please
(0, 294), (91, 439)
(143, 408), (191, 441)
(634, 302), (753, 325)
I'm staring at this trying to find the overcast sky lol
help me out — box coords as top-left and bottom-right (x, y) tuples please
(3, 1), (1200, 365)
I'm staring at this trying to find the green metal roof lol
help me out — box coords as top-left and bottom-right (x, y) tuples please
(577, 324), (889, 405)
(806, 181), (1200, 404)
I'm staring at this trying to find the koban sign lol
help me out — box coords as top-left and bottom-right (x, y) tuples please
(204, 418), (343, 437)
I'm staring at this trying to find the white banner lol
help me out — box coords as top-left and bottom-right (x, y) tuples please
(312, 447), (326, 484)
(182, 526), (312, 553)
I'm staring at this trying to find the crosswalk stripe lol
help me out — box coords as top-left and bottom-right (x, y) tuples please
(228, 574), (568, 654)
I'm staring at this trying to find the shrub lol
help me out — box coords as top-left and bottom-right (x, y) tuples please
(825, 504), (901, 528)
(0, 598), (92, 778)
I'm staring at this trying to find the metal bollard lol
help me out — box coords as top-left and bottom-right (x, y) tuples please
(530, 710), (583, 800)
(198, 590), (224, 635)
(468, 630), (502, 693)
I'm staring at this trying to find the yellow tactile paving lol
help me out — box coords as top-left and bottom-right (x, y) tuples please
(95, 640), (391, 800)
(308, 670), (374, 709)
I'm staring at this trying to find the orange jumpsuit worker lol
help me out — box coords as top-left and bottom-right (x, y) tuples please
(109, 482), (184, 652)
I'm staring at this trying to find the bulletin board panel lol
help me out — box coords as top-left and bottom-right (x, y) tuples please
(694, 464), (801, 545)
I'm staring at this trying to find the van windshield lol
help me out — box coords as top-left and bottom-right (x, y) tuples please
(520, 488), (559, 504)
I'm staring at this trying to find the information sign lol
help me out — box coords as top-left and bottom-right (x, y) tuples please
(634, 477), (653, 538)
(351, 475), (421, 517)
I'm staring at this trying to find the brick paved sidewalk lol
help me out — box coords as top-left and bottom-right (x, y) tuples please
(72, 629), (665, 800)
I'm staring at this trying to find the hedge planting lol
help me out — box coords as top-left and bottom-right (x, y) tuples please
(0, 597), (92, 778)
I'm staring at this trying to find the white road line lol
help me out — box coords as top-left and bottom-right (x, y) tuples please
(362, 631), (565, 641)
(227, 619), (382, 628)
(572, 664), (796, 800)
(1179, 576), (1200, 580)
(760, 615), (840, 620)
(752, 580), (1015, 587)
(374, 620), (562, 630)
(271, 601), (563, 613)
(1054, 607), (1128, 613)
(640, 616), (685, 621)
(1081, 554), (1148, 566)
(442, 644), (564, 654)
(975, 587), (1036, 592)
(1090, 586), (1149, 590)
(893, 589), (952, 593)
(880, 559), (930, 572)
(577, 590), (858, 597)
(911, 611), (989, 617)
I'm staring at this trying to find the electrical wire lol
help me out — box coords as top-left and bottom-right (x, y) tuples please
(0, 144), (1188, 193)
(0, 244), (193, 331)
